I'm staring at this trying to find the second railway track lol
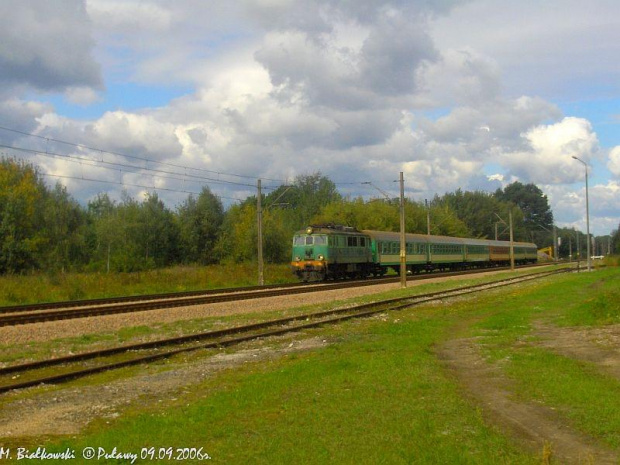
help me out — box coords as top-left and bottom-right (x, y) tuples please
(0, 263), (556, 327)
(0, 268), (569, 395)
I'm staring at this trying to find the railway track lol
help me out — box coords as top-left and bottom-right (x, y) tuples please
(0, 263), (554, 327)
(0, 268), (569, 395)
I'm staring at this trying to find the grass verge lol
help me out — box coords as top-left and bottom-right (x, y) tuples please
(0, 263), (296, 306)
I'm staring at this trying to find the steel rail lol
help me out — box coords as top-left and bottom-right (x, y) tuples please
(0, 263), (554, 327)
(0, 263), (549, 314)
(0, 282), (305, 314)
(0, 269), (568, 394)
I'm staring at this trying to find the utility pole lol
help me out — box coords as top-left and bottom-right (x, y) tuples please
(509, 210), (515, 271)
(425, 199), (431, 236)
(572, 156), (591, 271)
(585, 166), (591, 271)
(576, 231), (581, 272)
(399, 172), (407, 289)
(257, 179), (264, 286)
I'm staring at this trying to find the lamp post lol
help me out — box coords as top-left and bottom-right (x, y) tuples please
(572, 156), (591, 272)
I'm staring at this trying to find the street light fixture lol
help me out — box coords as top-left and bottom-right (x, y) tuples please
(572, 156), (591, 272)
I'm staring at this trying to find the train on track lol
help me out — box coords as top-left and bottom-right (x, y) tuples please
(291, 224), (538, 282)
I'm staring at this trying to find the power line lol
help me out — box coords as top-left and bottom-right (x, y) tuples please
(0, 148), (251, 202)
(39, 172), (244, 202)
(0, 125), (405, 193)
(0, 124), (288, 184)
(0, 125), (419, 201)
(0, 143), (265, 189)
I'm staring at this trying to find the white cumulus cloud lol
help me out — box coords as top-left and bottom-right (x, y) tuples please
(608, 146), (620, 177)
(500, 117), (599, 184)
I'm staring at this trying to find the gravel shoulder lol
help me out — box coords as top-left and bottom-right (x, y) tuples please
(0, 271), (520, 348)
(0, 337), (328, 438)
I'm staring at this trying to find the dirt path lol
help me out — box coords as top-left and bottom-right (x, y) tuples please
(437, 327), (619, 464)
(534, 321), (620, 380)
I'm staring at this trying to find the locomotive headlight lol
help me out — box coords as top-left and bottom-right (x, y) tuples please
(296, 256), (301, 262)
(318, 254), (324, 260)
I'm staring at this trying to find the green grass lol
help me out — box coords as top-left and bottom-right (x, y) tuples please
(603, 255), (620, 267)
(559, 287), (620, 326)
(473, 268), (620, 449)
(0, 264), (296, 306)
(504, 349), (620, 448)
(43, 316), (534, 464)
(6, 267), (619, 464)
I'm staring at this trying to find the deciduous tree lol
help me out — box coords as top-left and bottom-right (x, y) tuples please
(0, 159), (47, 273)
(177, 187), (224, 264)
(495, 182), (553, 245)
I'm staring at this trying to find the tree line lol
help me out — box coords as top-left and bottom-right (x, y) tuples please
(1, 158), (615, 274)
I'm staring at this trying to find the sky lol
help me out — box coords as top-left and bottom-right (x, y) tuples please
(0, 0), (618, 237)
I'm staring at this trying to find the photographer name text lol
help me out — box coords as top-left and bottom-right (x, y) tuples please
(0, 446), (211, 463)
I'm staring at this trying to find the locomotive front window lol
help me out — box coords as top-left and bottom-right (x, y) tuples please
(314, 235), (327, 245)
(294, 236), (305, 246)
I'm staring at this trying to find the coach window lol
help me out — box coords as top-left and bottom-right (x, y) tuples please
(360, 237), (366, 247)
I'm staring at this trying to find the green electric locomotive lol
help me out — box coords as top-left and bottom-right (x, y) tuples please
(291, 225), (373, 281)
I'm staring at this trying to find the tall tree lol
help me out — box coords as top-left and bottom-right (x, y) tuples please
(177, 187), (224, 264)
(495, 182), (554, 245)
(266, 173), (341, 228)
(611, 225), (620, 255)
(86, 191), (179, 272)
(434, 189), (528, 241)
(43, 183), (87, 271)
(87, 193), (118, 272)
(215, 202), (257, 263)
(0, 159), (47, 273)
(139, 192), (179, 267)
